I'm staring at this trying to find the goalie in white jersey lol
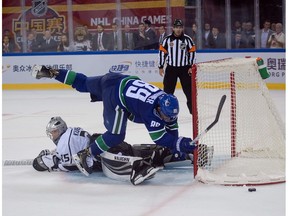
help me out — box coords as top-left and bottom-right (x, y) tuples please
(33, 117), (98, 172)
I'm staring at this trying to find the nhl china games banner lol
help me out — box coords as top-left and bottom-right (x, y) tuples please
(3, 0), (185, 44)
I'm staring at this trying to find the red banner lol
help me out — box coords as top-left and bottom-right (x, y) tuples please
(3, 0), (185, 42)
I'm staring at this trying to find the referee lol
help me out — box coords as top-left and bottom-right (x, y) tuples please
(158, 19), (196, 114)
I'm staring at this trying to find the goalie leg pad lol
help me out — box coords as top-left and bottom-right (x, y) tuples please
(100, 151), (142, 181)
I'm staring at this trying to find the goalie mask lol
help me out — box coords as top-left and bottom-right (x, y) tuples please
(158, 94), (179, 122)
(46, 117), (68, 145)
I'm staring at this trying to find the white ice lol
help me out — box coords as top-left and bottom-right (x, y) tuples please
(2, 89), (286, 216)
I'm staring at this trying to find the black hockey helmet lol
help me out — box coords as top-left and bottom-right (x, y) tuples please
(173, 19), (183, 27)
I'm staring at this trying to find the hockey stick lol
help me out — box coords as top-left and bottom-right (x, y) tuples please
(3, 159), (33, 166)
(72, 152), (92, 177)
(191, 94), (227, 145)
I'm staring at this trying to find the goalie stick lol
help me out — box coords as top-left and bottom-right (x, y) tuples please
(3, 159), (33, 166)
(190, 94), (226, 145)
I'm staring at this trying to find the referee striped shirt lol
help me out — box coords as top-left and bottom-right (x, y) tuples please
(158, 33), (196, 68)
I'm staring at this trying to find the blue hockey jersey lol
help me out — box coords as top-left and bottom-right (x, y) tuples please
(55, 70), (179, 153)
(117, 76), (179, 149)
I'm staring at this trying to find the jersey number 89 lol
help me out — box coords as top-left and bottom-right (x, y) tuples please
(126, 80), (159, 102)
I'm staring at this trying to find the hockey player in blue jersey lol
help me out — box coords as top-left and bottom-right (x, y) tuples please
(32, 65), (197, 178)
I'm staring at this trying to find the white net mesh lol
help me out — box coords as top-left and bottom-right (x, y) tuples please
(192, 58), (285, 185)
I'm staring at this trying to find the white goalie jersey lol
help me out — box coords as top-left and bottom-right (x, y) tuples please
(55, 127), (92, 171)
(34, 127), (93, 172)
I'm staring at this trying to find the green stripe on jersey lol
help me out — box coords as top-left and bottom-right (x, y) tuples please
(149, 128), (166, 142)
(95, 135), (110, 151)
(64, 71), (76, 85)
(118, 76), (140, 109)
(112, 106), (124, 134)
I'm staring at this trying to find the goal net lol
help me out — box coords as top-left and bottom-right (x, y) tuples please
(191, 57), (285, 185)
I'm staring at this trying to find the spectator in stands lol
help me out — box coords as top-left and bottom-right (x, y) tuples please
(3, 29), (12, 38)
(185, 23), (197, 43)
(271, 23), (276, 32)
(232, 20), (242, 35)
(242, 21), (255, 48)
(190, 23), (197, 43)
(31, 27), (44, 47)
(210, 27), (226, 48)
(57, 34), (73, 52)
(84, 26), (93, 41)
(2, 35), (15, 53)
(231, 33), (247, 49)
(241, 21), (247, 32)
(26, 32), (39, 52)
(260, 20), (274, 48)
(73, 26), (92, 51)
(202, 23), (214, 48)
(158, 24), (167, 45)
(17, 31), (38, 52)
(111, 22), (121, 50)
(122, 24), (135, 50)
(92, 24), (111, 51)
(40, 30), (58, 52)
(267, 23), (285, 48)
(134, 23), (148, 50)
(144, 19), (158, 49)
(3, 29), (20, 52)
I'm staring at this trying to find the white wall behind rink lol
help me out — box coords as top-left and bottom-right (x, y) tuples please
(2, 51), (285, 90)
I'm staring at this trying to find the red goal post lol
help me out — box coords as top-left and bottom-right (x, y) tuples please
(191, 57), (285, 186)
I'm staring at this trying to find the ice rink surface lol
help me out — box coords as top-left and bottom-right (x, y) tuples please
(2, 89), (286, 216)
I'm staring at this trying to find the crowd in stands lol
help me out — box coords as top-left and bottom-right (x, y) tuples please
(186, 20), (285, 49)
(2, 19), (285, 54)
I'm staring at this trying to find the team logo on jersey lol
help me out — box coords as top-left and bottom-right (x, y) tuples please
(180, 42), (186, 50)
(150, 121), (161, 127)
(169, 41), (174, 47)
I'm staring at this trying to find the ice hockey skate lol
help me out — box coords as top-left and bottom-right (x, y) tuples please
(130, 159), (160, 186)
(32, 65), (59, 79)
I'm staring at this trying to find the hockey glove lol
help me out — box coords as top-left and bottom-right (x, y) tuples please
(175, 137), (197, 154)
(32, 65), (59, 79)
(39, 149), (51, 156)
(33, 154), (60, 172)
